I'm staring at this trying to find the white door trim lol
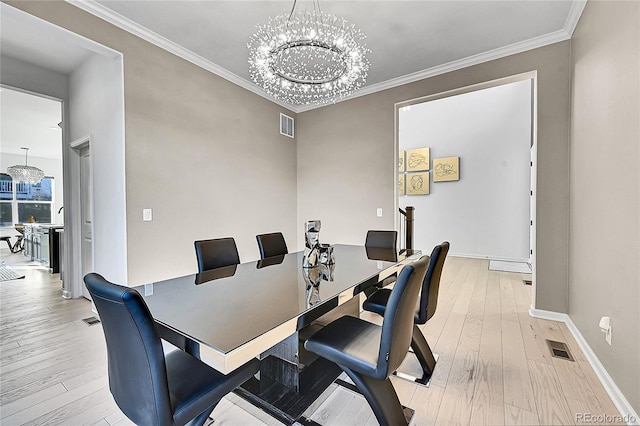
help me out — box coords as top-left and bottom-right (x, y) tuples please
(66, 136), (94, 299)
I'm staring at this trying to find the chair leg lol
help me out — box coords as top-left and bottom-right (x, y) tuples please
(411, 324), (437, 384)
(185, 338), (201, 359)
(10, 237), (24, 253)
(342, 366), (409, 426)
(184, 403), (217, 426)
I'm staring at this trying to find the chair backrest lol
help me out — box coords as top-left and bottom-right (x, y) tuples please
(365, 246), (399, 262)
(377, 255), (429, 379)
(416, 242), (450, 324)
(365, 230), (397, 250)
(256, 232), (288, 259)
(194, 237), (240, 272)
(84, 273), (172, 425)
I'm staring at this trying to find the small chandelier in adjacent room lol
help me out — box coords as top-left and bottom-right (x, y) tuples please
(248, 0), (371, 106)
(7, 147), (44, 185)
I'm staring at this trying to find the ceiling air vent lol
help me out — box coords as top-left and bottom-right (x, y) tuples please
(280, 113), (294, 138)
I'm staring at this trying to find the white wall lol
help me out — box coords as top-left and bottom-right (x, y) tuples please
(399, 79), (532, 260)
(69, 52), (127, 288)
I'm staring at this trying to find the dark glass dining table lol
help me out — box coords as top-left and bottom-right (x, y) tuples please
(135, 244), (419, 424)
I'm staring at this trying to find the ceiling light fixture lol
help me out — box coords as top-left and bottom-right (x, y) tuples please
(7, 147), (44, 185)
(248, 0), (370, 106)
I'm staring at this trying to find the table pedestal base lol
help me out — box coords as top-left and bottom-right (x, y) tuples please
(235, 356), (342, 425)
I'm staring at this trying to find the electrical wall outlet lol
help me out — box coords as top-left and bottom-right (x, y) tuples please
(376, 208), (383, 217)
(143, 209), (153, 222)
(144, 284), (153, 296)
(599, 316), (612, 345)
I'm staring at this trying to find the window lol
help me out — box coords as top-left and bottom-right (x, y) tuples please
(0, 173), (54, 227)
(0, 174), (13, 227)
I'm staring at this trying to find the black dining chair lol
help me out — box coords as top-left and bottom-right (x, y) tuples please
(365, 230), (398, 250)
(365, 230), (399, 290)
(194, 237), (240, 272)
(363, 241), (450, 384)
(304, 255), (429, 426)
(256, 232), (288, 259)
(84, 273), (259, 426)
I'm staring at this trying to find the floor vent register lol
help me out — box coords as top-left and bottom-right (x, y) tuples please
(82, 316), (101, 326)
(546, 339), (574, 361)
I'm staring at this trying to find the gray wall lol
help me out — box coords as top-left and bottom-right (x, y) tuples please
(8, 1), (298, 285)
(399, 79), (532, 261)
(298, 41), (571, 313)
(569, 0), (640, 413)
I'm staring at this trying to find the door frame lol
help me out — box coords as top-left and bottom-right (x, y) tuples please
(394, 70), (538, 309)
(66, 136), (94, 299)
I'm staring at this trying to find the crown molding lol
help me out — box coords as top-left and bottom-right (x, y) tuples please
(297, 1), (586, 113)
(565, 0), (588, 37)
(65, 0), (296, 113)
(66, 0), (587, 115)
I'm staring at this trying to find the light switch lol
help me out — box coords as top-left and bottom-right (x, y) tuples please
(143, 209), (153, 222)
(376, 208), (383, 217)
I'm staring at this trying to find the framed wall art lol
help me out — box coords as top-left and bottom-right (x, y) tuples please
(398, 174), (405, 195)
(406, 147), (430, 172)
(433, 156), (460, 182)
(406, 172), (429, 195)
(398, 151), (405, 172)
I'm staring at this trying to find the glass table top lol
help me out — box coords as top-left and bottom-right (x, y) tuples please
(135, 245), (415, 355)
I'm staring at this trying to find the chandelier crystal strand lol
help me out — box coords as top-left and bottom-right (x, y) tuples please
(6, 147), (44, 185)
(248, 4), (370, 106)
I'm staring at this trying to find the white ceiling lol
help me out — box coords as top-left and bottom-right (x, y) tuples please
(0, 3), (97, 74)
(0, 0), (585, 156)
(0, 87), (63, 160)
(71, 0), (584, 110)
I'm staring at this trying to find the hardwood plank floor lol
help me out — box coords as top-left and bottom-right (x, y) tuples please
(0, 249), (623, 425)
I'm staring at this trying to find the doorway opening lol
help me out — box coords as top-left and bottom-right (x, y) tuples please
(0, 86), (64, 275)
(395, 72), (538, 308)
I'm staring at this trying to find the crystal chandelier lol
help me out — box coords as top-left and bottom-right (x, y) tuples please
(248, 0), (370, 106)
(7, 147), (45, 185)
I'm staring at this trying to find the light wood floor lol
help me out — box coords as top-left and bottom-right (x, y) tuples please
(0, 250), (624, 425)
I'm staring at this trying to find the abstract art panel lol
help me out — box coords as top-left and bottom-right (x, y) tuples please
(406, 147), (430, 172)
(433, 156), (460, 182)
(406, 172), (429, 195)
(398, 150), (405, 172)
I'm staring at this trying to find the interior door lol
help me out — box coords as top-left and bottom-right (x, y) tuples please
(79, 145), (93, 299)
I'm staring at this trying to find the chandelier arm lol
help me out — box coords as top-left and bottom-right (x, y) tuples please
(287, 0), (297, 24)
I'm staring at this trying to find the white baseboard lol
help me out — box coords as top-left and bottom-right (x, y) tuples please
(530, 309), (640, 425)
